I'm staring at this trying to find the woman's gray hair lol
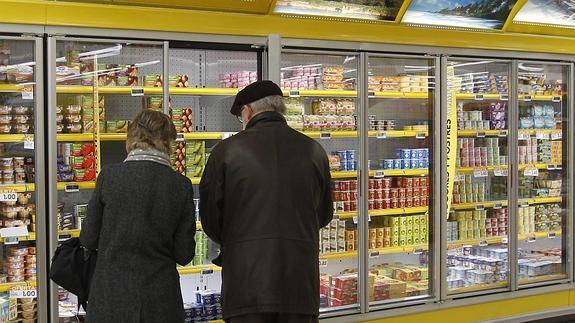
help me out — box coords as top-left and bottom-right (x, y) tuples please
(248, 95), (286, 115)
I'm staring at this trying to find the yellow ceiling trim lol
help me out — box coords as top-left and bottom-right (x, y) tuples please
(2, 0), (575, 55)
(507, 22), (575, 38)
(395, 0), (412, 24)
(268, 0), (279, 14)
(502, 0), (527, 32)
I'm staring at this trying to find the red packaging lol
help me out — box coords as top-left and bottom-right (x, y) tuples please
(406, 188), (413, 198)
(382, 178), (392, 188)
(332, 191), (341, 201)
(341, 192), (352, 201)
(404, 177), (414, 188)
(421, 187), (428, 197)
(413, 177), (421, 187)
(350, 191), (357, 201)
(399, 198), (406, 208)
(382, 189), (391, 199)
(422, 198), (429, 206)
(368, 190), (376, 200)
(369, 179), (375, 190)
(349, 180), (357, 191)
(340, 181), (350, 191)
(383, 198), (391, 209)
(375, 190), (383, 200)
(420, 177), (428, 187)
(413, 196), (420, 207)
(351, 200), (357, 211)
(334, 181), (343, 191)
(374, 179), (383, 190)
(332, 274), (358, 290)
(413, 187), (421, 197)
(344, 201), (351, 212)
(390, 188), (399, 199)
(399, 188), (406, 199)
(368, 200), (374, 210)
(375, 200), (383, 210)
(391, 198), (399, 209)
(406, 197), (413, 208)
(335, 201), (344, 212)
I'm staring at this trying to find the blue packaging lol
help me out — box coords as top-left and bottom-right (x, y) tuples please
(393, 159), (402, 169)
(410, 150), (418, 159)
(383, 159), (394, 170)
(196, 291), (214, 306)
(213, 293), (222, 304)
(337, 150), (347, 161)
(340, 161), (348, 171)
(416, 149), (425, 159)
(204, 305), (216, 318)
(346, 150), (355, 161)
(411, 159), (419, 169)
(347, 161), (356, 171)
(401, 159), (411, 169)
(423, 149), (429, 158)
(192, 304), (203, 318)
(398, 149), (411, 159)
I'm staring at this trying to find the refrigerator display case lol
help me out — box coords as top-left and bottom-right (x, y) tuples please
(365, 55), (435, 306)
(445, 59), (512, 295)
(515, 62), (571, 286)
(280, 50), (361, 313)
(0, 36), (45, 323)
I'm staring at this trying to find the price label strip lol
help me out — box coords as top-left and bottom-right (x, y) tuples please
(65, 184), (80, 193)
(131, 88), (145, 97)
(21, 86), (33, 100)
(493, 202), (503, 209)
(289, 90), (300, 98)
(500, 94), (509, 101)
(319, 132), (332, 140)
(374, 170), (385, 178)
(376, 131), (387, 139)
(416, 133), (426, 139)
(552, 96), (561, 103)
(527, 235), (537, 243)
(524, 168), (539, 177)
(475, 204), (485, 211)
(551, 131), (562, 140)
(413, 248), (424, 255)
(498, 130), (508, 137)
(518, 132), (531, 140)
(479, 240), (488, 247)
(455, 174), (466, 182)
(23, 135), (34, 150)
(523, 95), (532, 102)
(369, 251), (380, 259)
(368, 91), (376, 99)
(474, 94), (484, 101)
(0, 191), (17, 202)
(474, 169), (488, 178)
(58, 233), (72, 242)
(536, 132), (550, 140)
(176, 133), (185, 142)
(319, 259), (328, 267)
(4, 237), (18, 245)
(501, 237), (508, 244)
(476, 131), (486, 138)
(10, 287), (37, 299)
(548, 232), (557, 239)
(494, 168), (508, 177)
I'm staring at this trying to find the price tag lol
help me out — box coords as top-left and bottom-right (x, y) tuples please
(368, 215), (372, 223)
(474, 169), (488, 178)
(416, 133), (426, 139)
(548, 232), (557, 239)
(21, 88), (33, 100)
(0, 226), (27, 239)
(501, 237), (508, 244)
(353, 216), (358, 224)
(555, 165), (562, 170)
(493, 202), (503, 209)
(23, 135), (34, 150)
(4, 237), (18, 245)
(476, 131), (486, 138)
(413, 248), (424, 255)
(130, 88), (145, 97)
(494, 169), (508, 177)
(551, 131), (562, 140)
(201, 269), (214, 275)
(455, 174), (466, 182)
(319, 259), (328, 267)
(524, 168), (539, 177)
(474, 94), (484, 101)
(368, 91), (376, 98)
(498, 130), (508, 137)
(479, 240), (488, 247)
(374, 170), (385, 178)
(519, 201), (530, 207)
(536, 132), (549, 140)
(527, 235), (537, 243)
(552, 96), (561, 103)
(176, 133), (185, 142)
(369, 251), (380, 259)
(500, 94), (509, 101)
(9, 288), (37, 299)
(475, 204), (485, 211)
(523, 95), (532, 102)
(518, 132), (531, 140)
(319, 132), (331, 140)
(376, 131), (387, 139)
(0, 191), (17, 202)
(289, 90), (300, 98)
(58, 233), (72, 242)
(547, 164), (556, 171)
(65, 184), (80, 193)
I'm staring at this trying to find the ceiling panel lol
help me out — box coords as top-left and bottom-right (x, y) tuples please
(514, 0), (575, 27)
(402, 0), (517, 30)
(272, 0), (404, 21)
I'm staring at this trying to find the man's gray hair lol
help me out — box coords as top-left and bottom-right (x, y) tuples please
(248, 95), (286, 115)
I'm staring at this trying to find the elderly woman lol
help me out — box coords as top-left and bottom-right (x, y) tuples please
(80, 109), (196, 322)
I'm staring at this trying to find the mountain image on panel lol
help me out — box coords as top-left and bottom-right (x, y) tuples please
(274, 0), (404, 21)
(404, 0), (517, 29)
(514, 0), (575, 26)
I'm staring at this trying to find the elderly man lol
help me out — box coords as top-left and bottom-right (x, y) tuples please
(200, 80), (333, 323)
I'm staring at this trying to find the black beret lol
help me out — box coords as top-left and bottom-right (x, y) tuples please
(230, 80), (284, 116)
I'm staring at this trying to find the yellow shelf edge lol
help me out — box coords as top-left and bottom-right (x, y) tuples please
(183, 132), (225, 140)
(300, 131), (358, 138)
(283, 90), (357, 97)
(0, 84), (24, 93)
(457, 130), (507, 137)
(320, 244), (429, 259)
(520, 197), (562, 205)
(58, 230), (80, 238)
(57, 182), (96, 190)
(518, 129), (562, 135)
(456, 93), (506, 100)
(368, 130), (429, 138)
(368, 169), (429, 177)
(0, 232), (36, 243)
(0, 281), (37, 292)
(369, 207), (428, 217)
(519, 274), (567, 285)
(336, 212), (357, 220)
(372, 92), (429, 99)
(100, 133), (128, 141)
(331, 171), (358, 179)
(452, 200), (508, 210)
(57, 134), (94, 142)
(177, 265), (221, 275)
(0, 184), (34, 193)
(169, 88), (239, 96)
(448, 281), (508, 295)
(320, 251), (357, 260)
(56, 86), (241, 96)
(0, 135), (28, 143)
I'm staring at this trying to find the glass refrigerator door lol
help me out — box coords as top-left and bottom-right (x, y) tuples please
(169, 44), (260, 321)
(0, 37), (42, 322)
(516, 62), (569, 286)
(281, 51), (360, 313)
(53, 39), (164, 320)
(446, 59), (511, 295)
(366, 56), (435, 305)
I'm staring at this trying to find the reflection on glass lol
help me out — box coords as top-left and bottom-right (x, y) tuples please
(274, 0), (403, 21)
(446, 60), (510, 294)
(517, 63), (568, 285)
(403, 0), (517, 29)
(366, 57), (434, 304)
(514, 0), (575, 27)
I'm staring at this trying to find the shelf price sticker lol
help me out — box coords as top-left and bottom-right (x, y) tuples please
(455, 174), (466, 182)
(493, 202), (503, 209)
(413, 248), (424, 255)
(376, 131), (387, 139)
(0, 191), (17, 202)
(479, 240), (488, 247)
(527, 235), (537, 243)
(319, 132), (331, 140)
(523, 95), (532, 102)
(131, 88), (145, 97)
(500, 94), (509, 101)
(289, 90), (300, 98)
(58, 233), (72, 242)
(476, 131), (486, 138)
(23, 135), (34, 150)
(319, 259), (328, 267)
(474, 168), (488, 178)
(475, 204), (485, 211)
(352, 216), (358, 224)
(551, 131), (562, 140)
(474, 94), (484, 101)
(524, 167), (539, 177)
(494, 168), (508, 177)
(519, 201), (530, 208)
(10, 287), (37, 299)
(176, 134), (185, 142)
(518, 132), (531, 140)
(374, 170), (385, 178)
(548, 232), (557, 239)
(201, 269), (214, 275)
(498, 130), (508, 137)
(536, 132), (550, 140)
(368, 91), (376, 98)
(21, 86), (33, 100)
(65, 184), (80, 193)
(369, 251), (380, 259)
(416, 133), (426, 139)
(0, 226), (28, 245)
(501, 236), (508, 244)
(552, 96), (562, 103)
